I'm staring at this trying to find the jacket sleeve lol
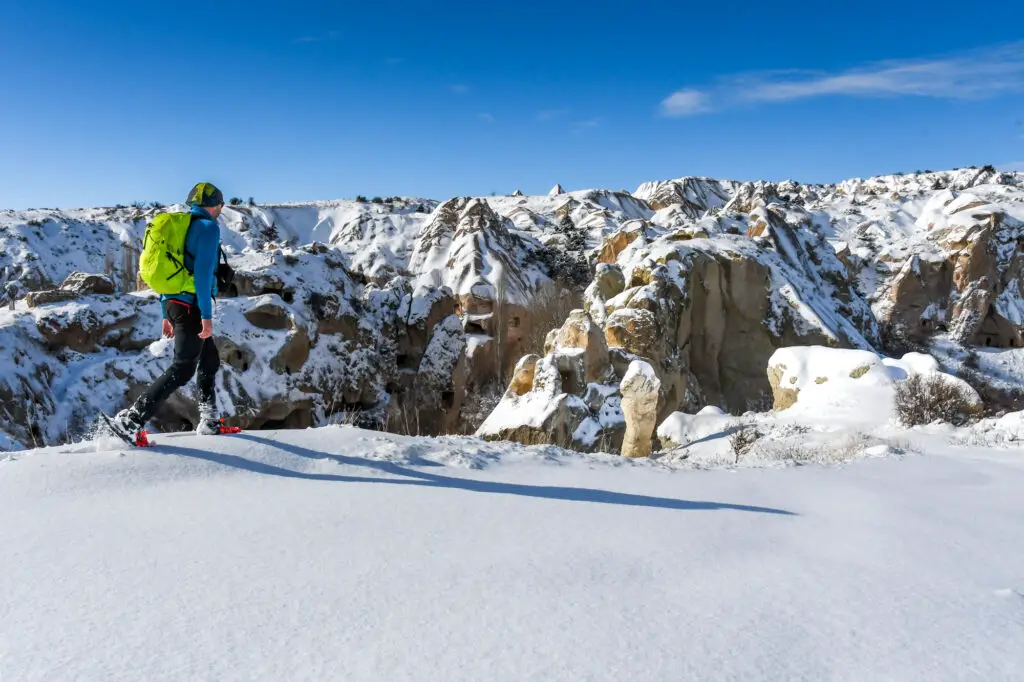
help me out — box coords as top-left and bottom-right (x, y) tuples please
(192, 221), (220, 320)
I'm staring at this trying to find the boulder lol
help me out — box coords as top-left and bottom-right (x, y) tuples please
(61, 271), (115, 296)
(245, 296), (292, 330)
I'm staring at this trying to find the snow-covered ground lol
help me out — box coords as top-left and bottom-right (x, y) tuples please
(2, 427), (1023, 681)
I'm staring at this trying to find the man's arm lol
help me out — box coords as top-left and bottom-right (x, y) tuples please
(192, 221), (219, 321)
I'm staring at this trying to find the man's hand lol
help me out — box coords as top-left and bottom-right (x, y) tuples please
(199, 319), (214, 339)
(162, 318), (174, 338)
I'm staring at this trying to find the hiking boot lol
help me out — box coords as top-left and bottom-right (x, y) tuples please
(196, 417), (241, 435)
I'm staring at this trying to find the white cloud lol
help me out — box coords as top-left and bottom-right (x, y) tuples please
(478, 113), (495, 123)
(660, 89), (712, 117)
(450, 84), (470, 94)
(661, 42), (1024, 116)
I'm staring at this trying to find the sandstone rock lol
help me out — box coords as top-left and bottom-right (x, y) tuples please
(552, 310), (610, 383)
(593, 263), (625, 299)
(217, 336), (256, 372)
(26, 289), (80, 308)
(596, 229), (639, 264)
(61, 271), (115, 296)
(308, 292), (360, 339)
(884, 254), (952, 339)
(477, 355), (591, 449)
(604, 308), (658, 359)
(767, 363), (799, 409)
(619, 360), (661, 458)
(270, 328), (311, 374)
(414, 314), (468, 435)
(506, 355), (539, 397)
(245, 296), (293, 330)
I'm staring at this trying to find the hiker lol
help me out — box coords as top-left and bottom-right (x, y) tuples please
(105, 182), (231, 445)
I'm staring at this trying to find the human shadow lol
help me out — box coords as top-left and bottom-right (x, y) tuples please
(153, 434), (796, 516)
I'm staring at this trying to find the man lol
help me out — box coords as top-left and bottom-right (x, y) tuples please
(108, 182), (227, 443)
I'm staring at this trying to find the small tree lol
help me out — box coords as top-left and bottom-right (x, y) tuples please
(355, 195), (367, 203)
(371, 197), (384, 204)
(248, 197), (256, 206)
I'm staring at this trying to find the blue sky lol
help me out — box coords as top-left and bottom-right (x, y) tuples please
(2, 0), (1023, 209)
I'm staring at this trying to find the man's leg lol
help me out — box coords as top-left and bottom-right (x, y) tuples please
(196, 336), (221, 422)
(124, 301), (203, 427)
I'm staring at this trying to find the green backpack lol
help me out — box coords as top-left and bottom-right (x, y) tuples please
(139, 213), (197, 295)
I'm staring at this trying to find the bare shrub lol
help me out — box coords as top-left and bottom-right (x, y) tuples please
(730, 425), (762, 463)
(755, 433), (878, 465)
(894, 373), (978, 427)
(520, 285), (582, 358)
(459, 382), (504, 435)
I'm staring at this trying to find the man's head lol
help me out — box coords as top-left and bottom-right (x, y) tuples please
(187, 182), (225, 218)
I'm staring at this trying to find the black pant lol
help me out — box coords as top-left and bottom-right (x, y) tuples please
(130, 299), (220, 425)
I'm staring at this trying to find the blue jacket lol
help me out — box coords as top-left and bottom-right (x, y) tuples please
(161, 205), (220, 320)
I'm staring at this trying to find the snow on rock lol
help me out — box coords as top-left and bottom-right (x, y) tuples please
(3, 169), (1024, 448)
(657, 405), (738, 449)
(767, 345), (981, 424)
(548, 183), (565, 196)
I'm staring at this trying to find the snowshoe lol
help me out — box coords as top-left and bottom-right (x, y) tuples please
(98, 412), (153, 447)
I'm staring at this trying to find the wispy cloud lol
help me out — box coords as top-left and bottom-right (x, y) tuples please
(661, 43), (1024, 117)
(450, 84), (470, 94)
(478, 113), (495, 123)
(660, 89), (711, 116)
(385, 57), (404, 65)
(1000, 161), (1024, 172)
(537, 108), (569, 121)
(295, 30), (342, 44)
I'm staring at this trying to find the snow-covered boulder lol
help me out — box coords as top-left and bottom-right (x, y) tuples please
(767, 346), (982, 422)
(657, 405), (736, 449)
(477, 312), (623, 453)
(26, 271), (116, 308)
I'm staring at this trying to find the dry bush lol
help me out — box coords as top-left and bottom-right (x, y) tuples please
(521, 286), (582, 358)
(730, 425), (762, 463)
(459, 382), (504, 435)
(894, 373), (978, 427)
